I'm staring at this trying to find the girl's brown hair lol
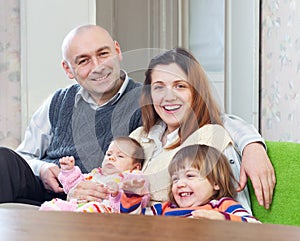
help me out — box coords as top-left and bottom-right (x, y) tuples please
(168, 144), (238, 204)
(140, 47), (222, 149)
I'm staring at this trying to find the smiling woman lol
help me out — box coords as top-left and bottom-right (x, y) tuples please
(129, 47), (275, 215)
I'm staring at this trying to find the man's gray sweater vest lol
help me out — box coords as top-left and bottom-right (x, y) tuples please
(44, 79), (142, 173)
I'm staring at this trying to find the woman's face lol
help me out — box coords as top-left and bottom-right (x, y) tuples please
(150, 63), (193, 133)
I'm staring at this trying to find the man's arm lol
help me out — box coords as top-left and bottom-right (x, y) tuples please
(221, 114), (265, 152)
(16, 97), (52, 175)
(222, 114), (276, 209)
(15, 96), (64, 193)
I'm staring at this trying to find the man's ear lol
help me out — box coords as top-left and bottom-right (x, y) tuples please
(114, 41), (123, 61)
(62, 60), (75, 79)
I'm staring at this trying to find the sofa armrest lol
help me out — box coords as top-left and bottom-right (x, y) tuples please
(248, 141), (300, 226)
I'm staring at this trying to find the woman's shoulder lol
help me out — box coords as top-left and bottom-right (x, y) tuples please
(129, 126), (144, 139)
(182, 124), (233, 152)
(129, 127), (145, 139)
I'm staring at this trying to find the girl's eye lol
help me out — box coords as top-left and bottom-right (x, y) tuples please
(186, 171), (199, 178)
(171, 176), (179, 183)
(186, 174), (195, 178)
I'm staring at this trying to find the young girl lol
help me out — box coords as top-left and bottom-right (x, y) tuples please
(120, 144), (260, 223)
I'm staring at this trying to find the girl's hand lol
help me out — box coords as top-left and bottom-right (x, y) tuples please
(191, 210), (225, 220)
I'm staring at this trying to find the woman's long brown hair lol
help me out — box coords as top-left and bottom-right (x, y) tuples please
(140, 47), (222, 148)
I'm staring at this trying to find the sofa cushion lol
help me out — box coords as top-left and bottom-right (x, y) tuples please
(248, 141), (300, 226)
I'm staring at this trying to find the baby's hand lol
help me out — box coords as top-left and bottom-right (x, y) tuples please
(191, 210), (225, 220)
(121, 178), (147, 196)
(59, 156), (75, 170)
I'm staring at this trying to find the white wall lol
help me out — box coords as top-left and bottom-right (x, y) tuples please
(20, 0), (259, 135)
(20, 0), (95, 134)
(189, 0), (259, 127)
(189, 0), (225, 111)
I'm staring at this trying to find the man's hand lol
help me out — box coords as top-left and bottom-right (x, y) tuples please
(238, 142), (276, 209)
(67, 181), (110, 202)
(40, 163), (64, 193)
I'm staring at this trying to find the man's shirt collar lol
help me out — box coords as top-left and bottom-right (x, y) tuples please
(74, 70), (129, 110)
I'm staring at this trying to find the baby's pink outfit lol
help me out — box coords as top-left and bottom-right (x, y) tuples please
(58, 166), (84, 194)
(40, 167), (149, 213)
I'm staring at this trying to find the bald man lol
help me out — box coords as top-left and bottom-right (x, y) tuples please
(0, 25), (142, 204)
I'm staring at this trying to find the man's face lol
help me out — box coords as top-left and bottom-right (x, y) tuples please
(62, 26), (123, 105)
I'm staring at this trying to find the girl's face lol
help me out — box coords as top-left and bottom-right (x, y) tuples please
(171, 166), (220, 208)
(150, 63), (193, 133)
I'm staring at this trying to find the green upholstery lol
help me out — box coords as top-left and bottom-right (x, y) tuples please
(248, 141), (300, 226)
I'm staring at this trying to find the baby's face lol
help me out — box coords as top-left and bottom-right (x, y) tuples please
(102, 140), (136, 175)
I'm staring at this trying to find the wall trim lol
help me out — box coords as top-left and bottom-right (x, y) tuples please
(225, 0), (259, 128)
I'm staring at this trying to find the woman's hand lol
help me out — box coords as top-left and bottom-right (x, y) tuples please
(67, 181), (110, 202)
(121, 178), (147, 195)
(106, 181), (119, 197)
(238, 142), (276, 209)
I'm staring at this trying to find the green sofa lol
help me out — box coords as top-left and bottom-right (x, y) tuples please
(249, 141), (300, 226)
(0, 141), (299, 226)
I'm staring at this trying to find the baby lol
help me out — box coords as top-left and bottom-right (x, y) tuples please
(40, 136), (149, 213)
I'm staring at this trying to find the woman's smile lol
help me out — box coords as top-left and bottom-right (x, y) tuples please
(162, 104), (182, 112)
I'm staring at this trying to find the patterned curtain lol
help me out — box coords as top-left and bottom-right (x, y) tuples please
(0, 0), (21, 148)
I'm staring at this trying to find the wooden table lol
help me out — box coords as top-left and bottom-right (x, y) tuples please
(0, 209), (300, 241)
